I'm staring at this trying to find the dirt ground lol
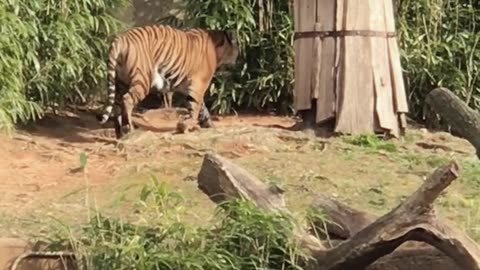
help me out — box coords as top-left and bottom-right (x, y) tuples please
(0, 108), (296, 234)
(0, 108), (479, 240)
(0, 108), (293, 210)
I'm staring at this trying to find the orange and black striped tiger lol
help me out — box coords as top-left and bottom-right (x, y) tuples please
(96, 24), (239, 139)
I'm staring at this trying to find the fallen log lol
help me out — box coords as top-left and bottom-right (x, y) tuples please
(309, 195), (461, 270)
(0, 238), (75, 270)
(305, 162), (480, 270)
(308, 195), (375, 240)
(197, 153), (325, 255)
(197, 153), (480, 270)
(425, 87), (480, 159)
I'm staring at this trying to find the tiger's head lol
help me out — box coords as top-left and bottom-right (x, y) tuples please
(208, 30), (239, 67)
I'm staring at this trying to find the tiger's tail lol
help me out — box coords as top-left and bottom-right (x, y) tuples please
(97, 38), (122, 124)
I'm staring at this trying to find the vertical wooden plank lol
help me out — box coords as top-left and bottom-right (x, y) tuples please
(314, 0), (336, 123)
(293, 0), (316, 111)
(293, 0), (299, 31)
(384, 0), (409, 117)
(335, 0), (375, 135)
(334, 0), (345, 123)
(369, 0), (398, 137)
(312, 22), (322, 100)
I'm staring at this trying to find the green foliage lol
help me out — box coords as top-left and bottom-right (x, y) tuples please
(343, 134), (398, 153)
(397, 0), (479, 118)
(180, 0), (294, 115)
(461, 160), (480, 190)
(0, 2), (43, 131)
(0, 0), (126, 131)
(57, 178), (308, 269)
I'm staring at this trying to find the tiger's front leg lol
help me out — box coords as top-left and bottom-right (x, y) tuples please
(198, 102), (215, 128)
(176, 98), (202, 134)
(176, 80), (210, 133)
(176, 100), (214, 132)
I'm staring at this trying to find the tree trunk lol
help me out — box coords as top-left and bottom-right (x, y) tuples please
(425, 87), (480, 159)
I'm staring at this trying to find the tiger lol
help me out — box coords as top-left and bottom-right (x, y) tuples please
(163, 91), (173, 108)
(96, 24), (239, 139)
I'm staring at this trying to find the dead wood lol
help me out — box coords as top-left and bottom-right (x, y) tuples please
(309, 195), (375, 240)
(309, 197), (461, 270)
(0, 238), (75, 270)
(425, 87), (480, 158)
(197, 153), (287, 211)
(312, 162), (480, 270)
(197, 153), (480, 270)
(197, 153), (325, 255)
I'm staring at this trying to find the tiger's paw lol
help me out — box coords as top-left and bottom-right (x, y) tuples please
(176, 119), (201, 134)
(176, 121), (188, 133)
(199, 119), (215, 129)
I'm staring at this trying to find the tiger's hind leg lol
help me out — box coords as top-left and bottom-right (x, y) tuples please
(113, 108), (123, 139)
(109, 102), (128, 139)
(121, 85), (147, 138)
(111, 81), (129, 139)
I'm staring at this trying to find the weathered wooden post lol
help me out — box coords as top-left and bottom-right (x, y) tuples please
(293, 0), (409, 138)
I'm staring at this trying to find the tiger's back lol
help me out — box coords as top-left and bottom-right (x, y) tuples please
(97, 24), (239, 138)
(110, 25), (214, 95)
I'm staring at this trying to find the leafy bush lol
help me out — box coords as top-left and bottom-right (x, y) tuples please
(52, 178), (308, 270)
(0, 0), (126, 131)
(397, 0), (480, 119)
(0, 2), (42, 131)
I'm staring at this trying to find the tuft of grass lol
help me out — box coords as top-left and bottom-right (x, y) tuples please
(462, 199), (480, 242)
(305, 207), (337, 244)
(461, 161), (480, 189)
(343, 134), (398, 153)
(49, 177), (309, 270)
(397, 152), (454, 171)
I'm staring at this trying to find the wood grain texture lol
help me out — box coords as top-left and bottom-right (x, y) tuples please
(335, 0), (375, 134)
(293, 0), (409, 136)
(293, 0), (316, 111)
(314, 0), (336, 123)
(369, 0), (398, 136)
